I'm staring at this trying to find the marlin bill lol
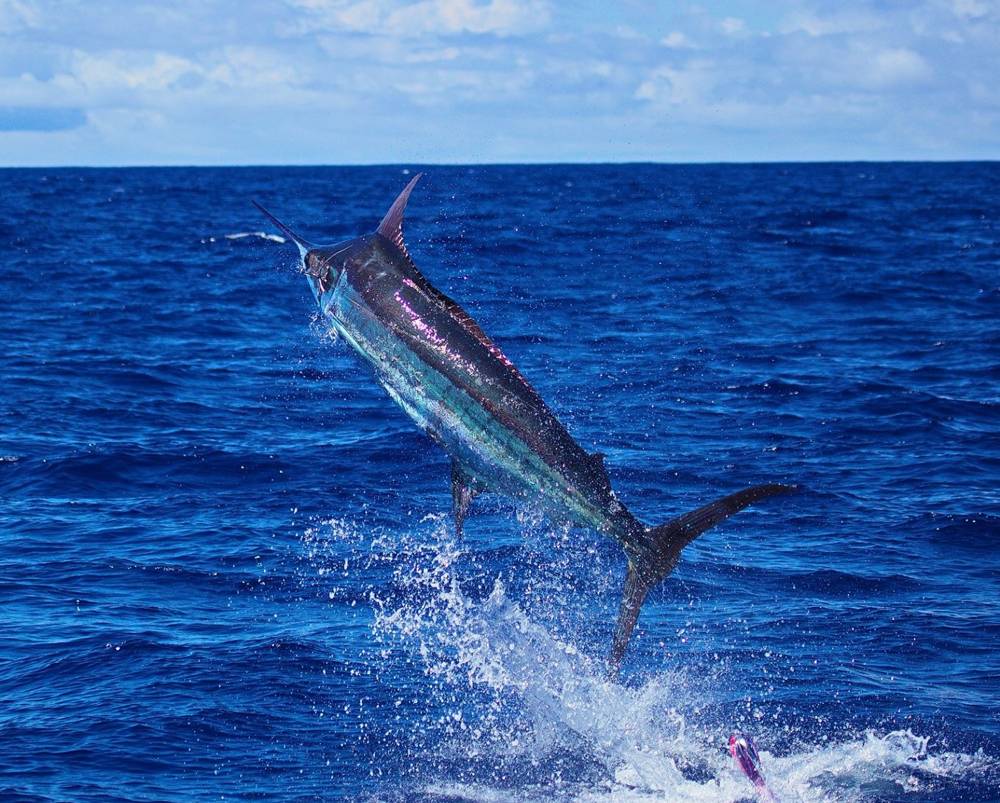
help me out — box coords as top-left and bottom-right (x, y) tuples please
(255, 176), (795, 676)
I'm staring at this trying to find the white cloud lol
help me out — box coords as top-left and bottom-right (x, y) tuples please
(720, 16), (745, 35)
(68, 51), (202, 92)
(780, 9), (884, 37)
(612, 24), (644, 40)
(393, 0), (547, 36)
(0, 0), (39, 32)
(634, 60), (716, 106)
(290, 0), (549, 37)
(392, 63), (533, 104)
(205, 47), (301, 89)
(870, 47), (931, 86)
(951, 0), (990, 19)
(661, 31), (693, 48)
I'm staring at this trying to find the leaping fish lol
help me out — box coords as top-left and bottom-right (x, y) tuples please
(255, 175), (795, 677)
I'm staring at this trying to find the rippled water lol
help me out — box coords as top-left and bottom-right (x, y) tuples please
(1, 164), (998, 801)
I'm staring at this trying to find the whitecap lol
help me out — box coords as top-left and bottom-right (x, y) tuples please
(223, 231), (287, 243)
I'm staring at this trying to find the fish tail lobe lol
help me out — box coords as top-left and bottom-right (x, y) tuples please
(609, 483), (796, 678)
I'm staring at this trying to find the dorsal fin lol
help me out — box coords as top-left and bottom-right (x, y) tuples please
(373, 172), (551, 410)
(377, 173), (423, 264)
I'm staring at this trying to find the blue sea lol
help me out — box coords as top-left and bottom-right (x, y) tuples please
(1, 163), (998, 801)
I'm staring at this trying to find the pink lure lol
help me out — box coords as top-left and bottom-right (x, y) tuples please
(729, 733), (778, 802)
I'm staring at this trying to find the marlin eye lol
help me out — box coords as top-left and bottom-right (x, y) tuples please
(306, 256), (328, 280)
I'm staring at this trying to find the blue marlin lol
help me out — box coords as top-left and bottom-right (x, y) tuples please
(255, 176), (794, 676)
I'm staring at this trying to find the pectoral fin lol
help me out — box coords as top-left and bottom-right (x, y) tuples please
(450, 461), (482, 538)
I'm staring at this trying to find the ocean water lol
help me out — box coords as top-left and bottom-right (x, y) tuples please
(1, 163), (997, 802)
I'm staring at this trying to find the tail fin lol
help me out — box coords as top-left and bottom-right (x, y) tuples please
(609, 483), (795, 678)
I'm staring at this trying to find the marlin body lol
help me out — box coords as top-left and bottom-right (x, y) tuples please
(256, 176), (794, 676)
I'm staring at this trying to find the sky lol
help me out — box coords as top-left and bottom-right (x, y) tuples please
(0, 0), (998, 165)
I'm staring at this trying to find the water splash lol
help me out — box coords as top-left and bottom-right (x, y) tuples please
(303, 517), (998, 801)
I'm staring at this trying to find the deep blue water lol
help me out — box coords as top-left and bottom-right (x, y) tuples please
(1, 163), (998, 802)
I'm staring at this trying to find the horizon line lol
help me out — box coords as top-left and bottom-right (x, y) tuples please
(1, 157), (998, 170)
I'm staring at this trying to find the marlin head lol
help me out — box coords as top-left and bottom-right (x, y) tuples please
(254, 173), (423, 301)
